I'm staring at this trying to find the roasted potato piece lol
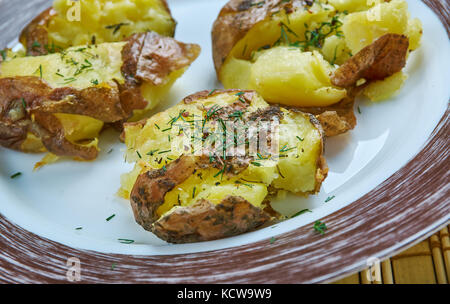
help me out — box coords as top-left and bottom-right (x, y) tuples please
(212, 0), (421, 135)
(213, 0), (344, 108)
(0, 32), (200, 160)
(120, 90), (328, 243)
(20, 0), (176, 56)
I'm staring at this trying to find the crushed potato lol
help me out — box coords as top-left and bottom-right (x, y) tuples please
(218, 0), (422, 105)
(48, 0), (175, 48)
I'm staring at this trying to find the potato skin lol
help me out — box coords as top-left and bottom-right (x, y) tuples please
(119, 32), (200, 116)
(0, 76), (124, 160)
(212, 0), (306, 75)
(297, 87), (360, 137)
(130, 156), (272, 243)
(130, 155), (198, 230)
(19, 8), (57, 56)
(152, 196), (271, 244)
(331, 34), (409, 88)
(0, 33), (200, 160)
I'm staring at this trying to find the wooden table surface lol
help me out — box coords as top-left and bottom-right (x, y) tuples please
(333, 224), (450, 284)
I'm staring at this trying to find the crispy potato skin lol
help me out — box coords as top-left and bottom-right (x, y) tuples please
(0, 33), (200, 160)
(130, 155), (198, 230)
(331, 34), (409, 88)
(121, 32), (201, 87)
(297, 87), (361, 137)
(152, 196), (271, 243)
(212, 0), (305, 75)
(0, 76), (125, 159)
(131, 155), (272, 243)
(19, 8), (57, 56)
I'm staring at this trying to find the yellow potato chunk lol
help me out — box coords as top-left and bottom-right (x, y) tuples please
(321, 35), (352, 65)
(342, 0), (421, 53)
(223, 47), (347, 107)
(327, 0), (372, 12)
(363, 72), (408, 101)
(0, 43), (126, 89)
(406, 17), (423, 51)
(54, 113), (104, 143)
(48, 0), (175, 48)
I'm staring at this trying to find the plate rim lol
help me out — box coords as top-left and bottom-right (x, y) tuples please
(0, 0), (449, 283)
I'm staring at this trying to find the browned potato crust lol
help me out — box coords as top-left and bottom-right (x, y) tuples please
(19, 8), (57, 56)
(297, 87), (361, 137)
(0, 32), (200, 160)
(0, 76), (124, 159)
(331, 34), (409, 88)
(130, 155), (198, 230)
(153, 196), (271, 244)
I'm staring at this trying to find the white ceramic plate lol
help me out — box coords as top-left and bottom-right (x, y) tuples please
(0, 0), (449, 256)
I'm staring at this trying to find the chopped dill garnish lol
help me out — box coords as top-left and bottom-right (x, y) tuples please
(10, 172), (22, 179)
(105, 23), (130, 35)
(313, 221), (327, 235)
(31, 41), (41, 49)
(276, 165), (285, 178)
(147, 149), (159, 156)
(325, 195), (335, 203)
(118, 239), (135, 244)
(291, 209), (312, 218)
(106, 214), (116, 222)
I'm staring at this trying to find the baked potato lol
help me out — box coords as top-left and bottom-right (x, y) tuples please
(20, 0), (176, 56)
(212, 0), (421, 135)
(119, 89), (328, 243)
(0, 32), (200, 161)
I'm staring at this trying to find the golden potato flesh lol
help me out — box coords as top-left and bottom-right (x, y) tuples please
(342, 0), (422, 53)
(214, 0), (422, 107)
(223, 47), (347, 107)
(23, 0), (175, 53)
(0, 33), (200, 161)
(1, 43), (125, 90)
(120, 90), (328, 242)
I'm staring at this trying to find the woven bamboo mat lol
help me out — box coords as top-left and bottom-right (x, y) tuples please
(333, 225), (450, 284)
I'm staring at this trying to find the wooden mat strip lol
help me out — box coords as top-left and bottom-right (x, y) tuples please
(333, 225), (450, 284)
